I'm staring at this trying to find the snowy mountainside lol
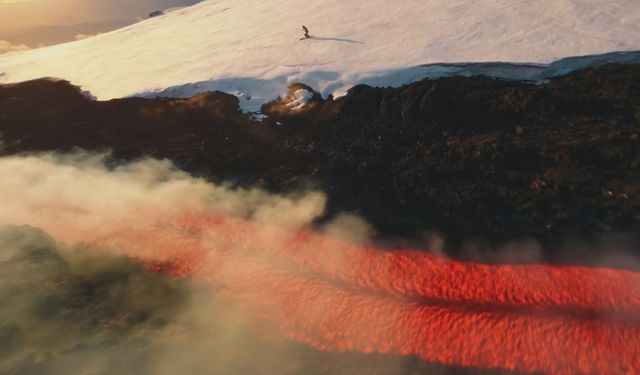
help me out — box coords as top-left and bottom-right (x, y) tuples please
(0, 0), (639, 111)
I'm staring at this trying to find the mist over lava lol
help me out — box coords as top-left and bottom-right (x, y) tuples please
(1, 152), (640, 374)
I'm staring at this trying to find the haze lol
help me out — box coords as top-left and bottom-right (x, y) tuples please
(0, 0), (201, 52)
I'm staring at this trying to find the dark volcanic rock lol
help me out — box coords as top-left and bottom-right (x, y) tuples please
(149, 10), (165, 18)
(1, 64), (639, 261)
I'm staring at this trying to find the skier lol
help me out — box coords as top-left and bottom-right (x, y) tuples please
(302, 25), (311, 39)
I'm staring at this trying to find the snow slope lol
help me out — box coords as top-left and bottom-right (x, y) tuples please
(0, 0), (639, 111)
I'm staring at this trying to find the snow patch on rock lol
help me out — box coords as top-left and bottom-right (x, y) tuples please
(286, 89), (314, 111)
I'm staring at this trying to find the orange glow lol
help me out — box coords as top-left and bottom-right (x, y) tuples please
(40, 210), (640, 374)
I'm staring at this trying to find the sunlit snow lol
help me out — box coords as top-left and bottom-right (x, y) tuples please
(0, 0), (638, 111)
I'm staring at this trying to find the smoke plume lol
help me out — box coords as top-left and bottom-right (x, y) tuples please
(0, 152), (333, 374)
(1, 151), (640, 375)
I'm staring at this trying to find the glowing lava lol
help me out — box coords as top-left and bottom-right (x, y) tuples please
(35, 211), (640, 374)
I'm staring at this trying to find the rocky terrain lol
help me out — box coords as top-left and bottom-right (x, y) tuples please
(1, 63), (639, 264)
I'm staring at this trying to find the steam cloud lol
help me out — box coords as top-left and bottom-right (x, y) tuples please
(0, 152), (407, 375)
(1, 152), (640, 375)
(0, 152), (327, 232)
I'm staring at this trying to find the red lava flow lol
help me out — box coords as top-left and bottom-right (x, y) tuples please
(35, 210), (640, 374)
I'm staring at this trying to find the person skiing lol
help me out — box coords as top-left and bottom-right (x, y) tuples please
(302, 25), (311, 39)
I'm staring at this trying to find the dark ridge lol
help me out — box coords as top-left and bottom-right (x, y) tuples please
(1, 64), (639, 264)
